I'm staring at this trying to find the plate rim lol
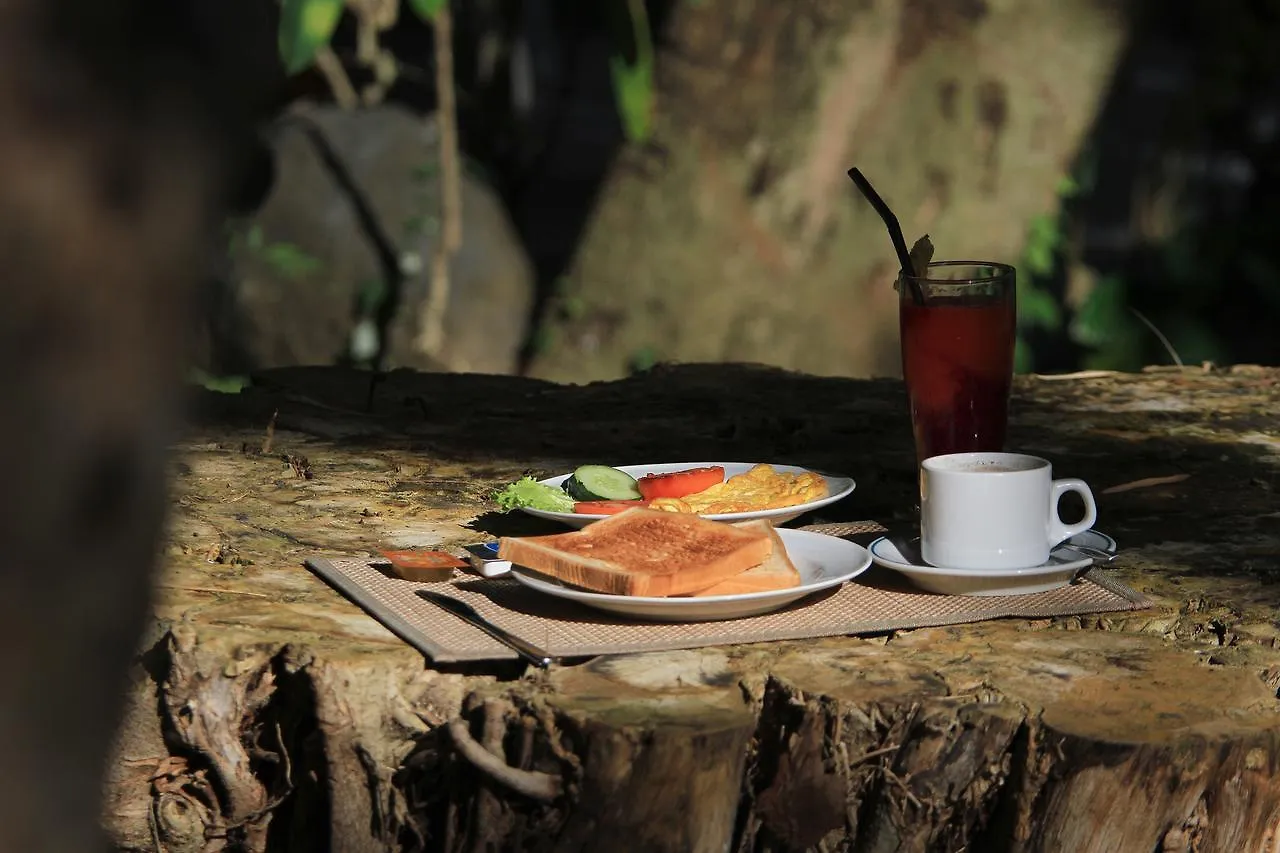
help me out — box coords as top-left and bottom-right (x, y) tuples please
(509, 528), (871, 605)
(520, 461), (857, 523)
(867, 532), (1116, 577)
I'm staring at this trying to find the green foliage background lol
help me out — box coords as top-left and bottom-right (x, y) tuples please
(277, 0), (655, 144)
(266, 0), (1278, 381)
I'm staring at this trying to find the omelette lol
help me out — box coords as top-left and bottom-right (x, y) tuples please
(648, 464), (827, 515)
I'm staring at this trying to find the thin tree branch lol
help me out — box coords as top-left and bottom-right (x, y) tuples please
(1130, 306), (1184, 367)
(417, 4), (462, 357)
(437, 6), (462, 256)
(314, 47), (359, 110)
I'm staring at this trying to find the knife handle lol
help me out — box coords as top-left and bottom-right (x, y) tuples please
(418, 591), (554, 668)
(489, 628), (554, 668)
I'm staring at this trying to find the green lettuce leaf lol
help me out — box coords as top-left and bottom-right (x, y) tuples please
(493, 477), (574, 512)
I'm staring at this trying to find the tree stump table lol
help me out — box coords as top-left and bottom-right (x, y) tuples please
(101, 363), (1280, 853)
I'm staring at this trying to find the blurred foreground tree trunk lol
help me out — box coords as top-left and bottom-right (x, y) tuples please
(0, 1), (247, 850)
(529, 0), (1133, 382)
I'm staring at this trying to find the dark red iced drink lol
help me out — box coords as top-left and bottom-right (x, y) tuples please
(898, 262), (1016, 462)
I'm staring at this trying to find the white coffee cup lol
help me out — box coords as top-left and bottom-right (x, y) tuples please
(920, 452), (1097, 570)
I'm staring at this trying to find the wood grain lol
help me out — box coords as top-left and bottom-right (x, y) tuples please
(99, 363), (1280, 852)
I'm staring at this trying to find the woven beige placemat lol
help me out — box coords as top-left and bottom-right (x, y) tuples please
(305, 521), (1152, 664)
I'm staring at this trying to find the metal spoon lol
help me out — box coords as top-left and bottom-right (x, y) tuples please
(1057, 542), (1120, 563)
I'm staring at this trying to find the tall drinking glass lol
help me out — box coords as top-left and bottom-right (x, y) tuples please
(898, 261), (1016, 463)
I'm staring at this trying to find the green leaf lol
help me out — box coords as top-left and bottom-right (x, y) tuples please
(629, 345), (659, 373)
(1023, 243), (1053, 278)
(278, 0), (344, 74)
(1073, 146), (1100, 194)
(610, 54), (654, 143)
(559, 295), (586, 322)
(261, 242), (323, 279)
(1028, 213), (1060, 246)
(609, 0), (656, 144)
(407, 0), (446, 22)
(1017, 285), (1061, 331)
(1081, 332), (1145, 372)
(529, 325), (557, 356)
(402, 213), (433, 238)
(356, 278), (388, 317)
(1014, 336), (1035, 374)
(1069, 276), (1128, 348)
(1021, 213), (1062, 278)
(187, 368), (251, 394)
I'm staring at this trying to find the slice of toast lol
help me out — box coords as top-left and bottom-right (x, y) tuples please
(686, 521), (802, 596)
(497, 507), (773, 597)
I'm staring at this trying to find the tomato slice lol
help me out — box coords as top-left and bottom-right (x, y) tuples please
(636, 466), (726, 500)
(574, 499), (649, 515)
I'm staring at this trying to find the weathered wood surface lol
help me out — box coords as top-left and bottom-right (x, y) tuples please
(103, 363), (1280, 853)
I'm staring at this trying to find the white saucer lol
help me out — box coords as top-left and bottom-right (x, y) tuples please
(510, 528), (871, 622)
(868, 530), (1118, 597)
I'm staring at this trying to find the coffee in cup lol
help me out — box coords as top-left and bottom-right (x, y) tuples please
(920, 452), (1097, 570)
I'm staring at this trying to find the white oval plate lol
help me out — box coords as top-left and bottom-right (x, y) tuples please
(868, 530), (1119, 597)
(519, 462), (856, 529)
(510, 528), (871, 622)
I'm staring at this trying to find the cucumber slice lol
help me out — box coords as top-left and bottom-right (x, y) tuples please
(563, 465), (642, 501)
(562, 476), (595, 501)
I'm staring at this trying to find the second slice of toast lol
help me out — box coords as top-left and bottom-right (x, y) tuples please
(498, 507), (773, 597)
(685, 521), (802, 596)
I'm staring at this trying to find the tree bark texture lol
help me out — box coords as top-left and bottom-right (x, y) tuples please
(528, 0), (1131, 382)
(99, 363), (1280, 852)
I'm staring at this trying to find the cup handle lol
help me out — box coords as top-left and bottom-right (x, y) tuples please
(1048, 478), (1097, 547)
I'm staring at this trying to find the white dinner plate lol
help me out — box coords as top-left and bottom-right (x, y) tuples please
(519, 462), (856, 529)
(868, 530), (1119, 597)
(509, 528), (871, 622)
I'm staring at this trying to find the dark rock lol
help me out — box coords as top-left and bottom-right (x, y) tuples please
(201, 103), (534, 376)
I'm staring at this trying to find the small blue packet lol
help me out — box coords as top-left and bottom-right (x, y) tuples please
(461, 542), (511, 577)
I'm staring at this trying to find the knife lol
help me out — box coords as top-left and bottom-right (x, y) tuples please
(417, 590), (555, 668)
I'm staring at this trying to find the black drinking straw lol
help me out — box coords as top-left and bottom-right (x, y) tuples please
(847, 167), (926, 305)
